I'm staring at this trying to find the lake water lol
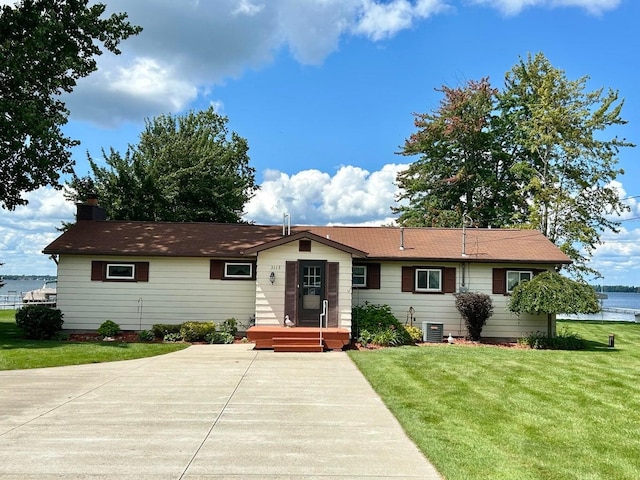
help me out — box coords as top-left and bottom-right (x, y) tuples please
(558, 292), (640, 322)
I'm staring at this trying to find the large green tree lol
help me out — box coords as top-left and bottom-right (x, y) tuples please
(67, 107), (258, 223)
(499, 53), (632, 277)
(396, 53), (633, 278)
(0, 0), (141, 210)
(395, 78), (526, 228)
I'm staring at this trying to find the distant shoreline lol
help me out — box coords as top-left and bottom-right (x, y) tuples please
(1, 275), (57, 281)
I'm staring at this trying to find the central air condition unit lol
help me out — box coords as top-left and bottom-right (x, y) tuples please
(422, 322), (444, 343)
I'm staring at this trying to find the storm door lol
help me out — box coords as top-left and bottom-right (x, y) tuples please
(299, 260), (326, 326)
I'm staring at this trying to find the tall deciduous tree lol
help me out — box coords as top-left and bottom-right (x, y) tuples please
(395, 78), (525, 228)
(396, 53), (633, 278)
(67, 107), (258, 223)
(0, 0), (141, 210)
(499, 53), (632, 278)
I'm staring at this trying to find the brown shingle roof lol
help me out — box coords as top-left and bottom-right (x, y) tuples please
(43, 221), (571, 265)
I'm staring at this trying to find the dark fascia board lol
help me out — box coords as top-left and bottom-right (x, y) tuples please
(242, 230), (368, 257)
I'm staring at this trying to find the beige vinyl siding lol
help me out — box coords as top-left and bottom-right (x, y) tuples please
(353, 262), (554, 339)
(56, 255), (256, 331)
(254, 241), (353, 329)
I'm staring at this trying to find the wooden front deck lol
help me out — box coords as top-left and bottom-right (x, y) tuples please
(247, 326), (351, 352)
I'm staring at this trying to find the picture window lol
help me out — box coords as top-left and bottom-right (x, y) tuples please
(106, 263), (135, 280)
(225, 262), (253, 278)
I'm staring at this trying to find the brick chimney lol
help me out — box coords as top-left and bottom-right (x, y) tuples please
(77, 195), (107, 221)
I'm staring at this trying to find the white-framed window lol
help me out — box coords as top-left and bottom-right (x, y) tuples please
(507, 270), (532, 292)
(415, 268), (442, 292)
(225, 262), (253, 278)
(106, 263), (135, 280)
(352, 265), (367, 287)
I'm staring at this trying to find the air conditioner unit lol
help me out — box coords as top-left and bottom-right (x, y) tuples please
(422, 322), (444, 343)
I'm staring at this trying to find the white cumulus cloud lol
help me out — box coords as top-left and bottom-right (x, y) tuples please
(243, 163), (408, 225)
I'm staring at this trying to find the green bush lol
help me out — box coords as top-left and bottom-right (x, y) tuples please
(358, 326), (411, 348)
(97, 320), (121, 338)
(455, 292), (494, 341)
(15, 305), (64, 340)
(352, 302), (401, 337)
(219, 318), (238, 337)
(352, 303), (413, 347)
(358, 329), (375, 348)
(137, 330), (155, 342)
(152, 323), (181, 339)
(163, 332), (183, 342)
(206, 331), (235, 344)
(180, 321), (216, 342)
(518, 328), (586, 350)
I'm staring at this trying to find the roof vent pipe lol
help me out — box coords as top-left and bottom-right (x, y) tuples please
(283, 213), (291, 236)
(399, 227), (405, 251)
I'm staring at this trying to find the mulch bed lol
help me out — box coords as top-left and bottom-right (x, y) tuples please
(68, 331), (147, 343)
(352, 339), (524, 350)
(67, 331), (248, 344)
(67, 332), (523, 349)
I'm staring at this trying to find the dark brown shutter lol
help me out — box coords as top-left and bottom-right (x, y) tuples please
(210, 260), (224, 280)
(401, 266), (414, 292)
(285, 261), (298, 322)
(368, 263), (381, 289)
(250, 261), (257, 280)
(327, 262), (339, 327)
(492, 268), (506, 294)
(135, 262), (149, 282)
(91, 261), (105, 281)
(533, 268), (546, 276)
(443, 267), (456, 293)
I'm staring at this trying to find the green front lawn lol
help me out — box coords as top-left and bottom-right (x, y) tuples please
(348, 320), (640, 480)
(0, 310), (188, 370)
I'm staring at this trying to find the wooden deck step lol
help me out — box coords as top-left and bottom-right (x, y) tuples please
(247, 326), (351, 351)
(272, 336), (325, 353)
(273, 344), (325, 353)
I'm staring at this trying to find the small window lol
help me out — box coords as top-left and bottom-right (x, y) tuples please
(415, 268), (442, 292)
(352, 265), (367, 287)
(507, 270), (532, 292)
(225, 262), (253, 278)
(106, 263), (135, 280)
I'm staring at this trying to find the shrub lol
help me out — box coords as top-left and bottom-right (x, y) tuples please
(137, 330), (155, 342)
(518, 328), (586, 350)
(358, 329), (375, 348)
(15, 305), (64, 340)
(219, 318), (238, 337)
(152, 323), (181, 339)
(352, 302), (401, 338)
(163, 332), (183, 342)
(97, 320), (121, 338)
(180, 321), (216, 342)
(358, 326), (411, 348)
(206, 331), (234, 344)
(455, 292), (494, 341)
(404, 325), (423, 343)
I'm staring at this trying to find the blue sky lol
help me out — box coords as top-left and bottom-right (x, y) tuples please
(1, 0), (639, 285)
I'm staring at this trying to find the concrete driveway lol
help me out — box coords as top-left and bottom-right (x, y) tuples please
(0, 345), (441, 479)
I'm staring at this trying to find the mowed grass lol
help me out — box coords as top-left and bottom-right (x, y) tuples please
(0, 310), (188, 370)
(348, 320), (640, 480)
